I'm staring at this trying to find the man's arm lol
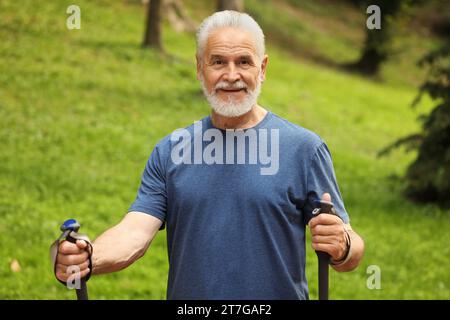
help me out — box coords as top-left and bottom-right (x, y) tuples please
(91, 212), (163, 275)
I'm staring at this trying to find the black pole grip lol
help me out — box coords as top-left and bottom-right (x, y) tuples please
(66, 234), (89, 300)
(312, 199), (338, 300)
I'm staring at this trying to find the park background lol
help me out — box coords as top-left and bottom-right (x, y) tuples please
(0, 0), (449, 299)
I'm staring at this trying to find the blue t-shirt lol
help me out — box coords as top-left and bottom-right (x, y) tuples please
(128, 111), (349, 300)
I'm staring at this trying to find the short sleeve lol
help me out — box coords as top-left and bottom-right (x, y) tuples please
(303, 142), (349, 224)
(128, 144), (167, 228)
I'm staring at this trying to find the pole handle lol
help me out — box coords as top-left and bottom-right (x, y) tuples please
(312, 199), (337, 300)
(66, 233), (89, 300)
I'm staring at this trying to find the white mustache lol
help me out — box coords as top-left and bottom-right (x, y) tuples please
(215, 81), (247, 91)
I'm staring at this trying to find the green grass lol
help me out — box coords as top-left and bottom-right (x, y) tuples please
(0, 0), (449, 299)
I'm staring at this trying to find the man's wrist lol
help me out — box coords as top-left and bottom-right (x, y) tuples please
(330, 228), (351, 266)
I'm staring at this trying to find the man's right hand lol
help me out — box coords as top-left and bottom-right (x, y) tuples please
(55, 240), (91, 282)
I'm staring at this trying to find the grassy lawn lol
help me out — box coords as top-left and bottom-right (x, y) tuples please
(0, 0), (448, 299)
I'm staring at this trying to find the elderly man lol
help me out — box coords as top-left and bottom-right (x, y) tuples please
(54, 11), (364, 300)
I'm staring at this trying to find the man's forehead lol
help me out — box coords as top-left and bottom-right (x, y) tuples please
(205, 27), (258, 57)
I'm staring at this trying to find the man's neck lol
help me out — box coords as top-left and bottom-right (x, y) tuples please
(211, 105), (268, 130)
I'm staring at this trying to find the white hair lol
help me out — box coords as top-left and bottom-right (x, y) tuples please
(196, 10), (265, 61)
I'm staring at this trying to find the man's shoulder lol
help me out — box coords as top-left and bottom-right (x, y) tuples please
(269, 112), (324, 148)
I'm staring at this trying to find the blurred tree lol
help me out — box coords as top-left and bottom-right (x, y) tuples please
(379, 43), (450, 206)
(348, 0), (404, 75)
(218, 0), (244, 12)
(164, 0), (196, 33)
(143, 0), (163, 50)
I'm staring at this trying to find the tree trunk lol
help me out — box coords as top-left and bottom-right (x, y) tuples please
(348, 0), (403, 75)
(351, 28), (388, 75)
(143, 0), (163, 50)
(217, 0), (244, 12)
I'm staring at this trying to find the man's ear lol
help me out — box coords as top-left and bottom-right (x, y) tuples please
(260, 54), (269, 82)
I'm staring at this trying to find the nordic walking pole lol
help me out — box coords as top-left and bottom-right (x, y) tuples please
(50, 219), (93, 300)
(312, 200), (337, 300)
(61, 219), (89, 300)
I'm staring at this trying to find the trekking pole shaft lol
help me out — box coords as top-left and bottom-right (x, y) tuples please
(316, 251), (329, 300)
(76, 280), (89, 300)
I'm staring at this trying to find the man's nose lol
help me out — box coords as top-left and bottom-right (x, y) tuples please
(223, 63), (241, 82)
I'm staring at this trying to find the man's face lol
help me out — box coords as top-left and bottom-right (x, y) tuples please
(197, 27), (268, 117)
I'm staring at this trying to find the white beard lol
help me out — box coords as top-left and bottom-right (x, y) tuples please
(200, 76), (262, 118)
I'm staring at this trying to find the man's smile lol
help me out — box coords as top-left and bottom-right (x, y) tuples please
(217, 88), (247, 93)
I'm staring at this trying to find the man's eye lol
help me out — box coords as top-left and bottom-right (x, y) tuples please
(213, 60), (224, 65)
(239, 60), (251, 66)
